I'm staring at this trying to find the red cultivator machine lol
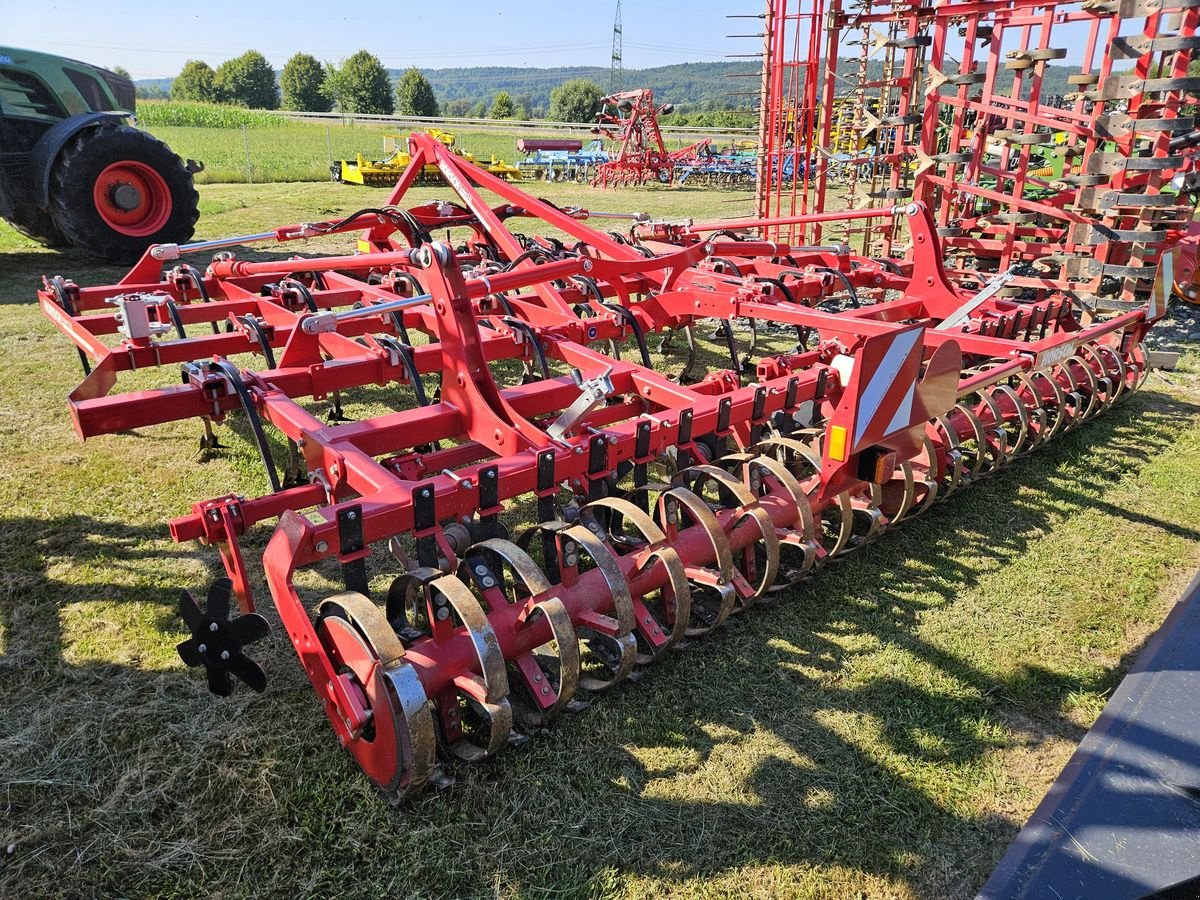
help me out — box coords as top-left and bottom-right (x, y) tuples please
(591, 88), (705, 187)
(37, 129), (1178, 800)
(755, 0), (1200, 308)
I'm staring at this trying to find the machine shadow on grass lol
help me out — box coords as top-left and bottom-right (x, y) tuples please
(0, 389), (1197, 898)
(554, 389), (1200, 896)
(0, 250), (126, 305)
(0, 244), (332, 307)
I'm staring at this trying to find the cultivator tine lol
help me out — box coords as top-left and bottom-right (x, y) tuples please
(39, 116), (1183, 802)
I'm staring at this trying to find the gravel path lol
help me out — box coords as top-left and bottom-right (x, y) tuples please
(1146, 300), (1200, 354)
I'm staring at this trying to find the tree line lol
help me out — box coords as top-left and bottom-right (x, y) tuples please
(421, 62), (758, 116)
(160, 50), (618, 123)
(139, 53), (1094, 129)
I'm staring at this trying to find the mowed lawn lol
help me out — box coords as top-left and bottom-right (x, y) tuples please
(141, 118), (720, 185)
(146, 122), (579, 184)
(1, 179), (1199, 899)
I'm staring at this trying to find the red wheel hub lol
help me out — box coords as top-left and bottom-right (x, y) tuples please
(317, 615), (403, 790)
(92, 161), (172, 237)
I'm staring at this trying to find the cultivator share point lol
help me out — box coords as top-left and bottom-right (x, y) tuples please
(41, 129), (1176, 800)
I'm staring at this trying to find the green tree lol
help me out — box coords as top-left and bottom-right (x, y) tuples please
(443, 97), (471, 118)
(395, 67), (439, 117)
(549, 78), (604, 123)
(282, 52), (333, 112)
(214, 50), (279, 109)
(470, 100), (487, 118)
(171, 60), (219, 103)
(489, 90), (516, 119)
(327, 50), (394, 115)
(111, 65), (131, 80)
(280, 52), (330, 112)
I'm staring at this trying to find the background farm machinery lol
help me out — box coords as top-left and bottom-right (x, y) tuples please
(332, 128), (522, 186)
(38, 125), (1179, 800)
(327, 88), (756, 192)
(590, 88), (710, 186)
(514, 138), (610, 183)
(517, 127), (750, 190)
(675, 140), (759, 187)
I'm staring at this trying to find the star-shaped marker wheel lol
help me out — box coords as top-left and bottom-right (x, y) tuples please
(176, 577), (270, 696)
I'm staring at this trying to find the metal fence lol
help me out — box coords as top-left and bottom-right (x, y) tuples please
(260, 108), (758, 142)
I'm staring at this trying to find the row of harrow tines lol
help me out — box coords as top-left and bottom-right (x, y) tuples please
(39, 134), (1167, 801)
(753, 0), (1200, 304)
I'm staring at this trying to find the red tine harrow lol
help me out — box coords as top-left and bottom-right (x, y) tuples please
(40, 129), (1174, 800)
(591, 88), (706, 187)
(755, 0), (1200, 307)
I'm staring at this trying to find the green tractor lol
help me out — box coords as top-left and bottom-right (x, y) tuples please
(0, 46), (200, 262)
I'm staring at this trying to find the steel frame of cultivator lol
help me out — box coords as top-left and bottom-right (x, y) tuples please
(753, 0), (1200, 307)
(39, 130), (1171, 800)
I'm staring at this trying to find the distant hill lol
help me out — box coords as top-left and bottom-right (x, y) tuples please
(135, 62), (760, 115)
(423, 62), (759, 115)
(136, 77), (173, 95)
(135, 60), (1084, 118)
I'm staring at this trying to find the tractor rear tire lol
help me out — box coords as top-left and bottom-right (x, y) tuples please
(48, 123), (199, 263)
(3, 201), (67, 248)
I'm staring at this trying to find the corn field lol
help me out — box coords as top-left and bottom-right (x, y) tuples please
(136, 101), (289, 129)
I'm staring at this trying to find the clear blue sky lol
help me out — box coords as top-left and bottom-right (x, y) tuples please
(1, 0), (756, 80)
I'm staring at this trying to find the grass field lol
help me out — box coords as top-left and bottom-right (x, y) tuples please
(145, 122), (543, 184)
(141, 119), (707, 186)
(1, 179), (1199, 899)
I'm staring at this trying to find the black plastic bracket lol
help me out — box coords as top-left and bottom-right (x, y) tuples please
(337, 504), (368, 595)
(413, 484), (439, 568)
